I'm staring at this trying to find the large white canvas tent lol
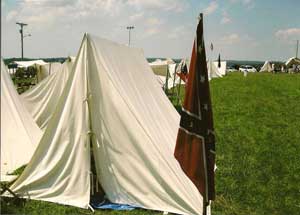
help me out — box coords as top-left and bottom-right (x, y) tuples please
(1, 59), (42, 176)
(8, 34), (203, 215)
(207, 60), (222, 80)
(20, 58), (75, 130)
(260, 61), (273, 72)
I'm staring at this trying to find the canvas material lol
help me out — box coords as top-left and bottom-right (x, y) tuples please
(1, 59), (42, 176)
(87, 35), (203, 214)
(9, 34), (203, 215)
(260, 61), (273, 72)
(207, 60), (222, 80)
(21, 59), (74, 130)
(213, 61), (227, 76)
(9, 37), (91, 208)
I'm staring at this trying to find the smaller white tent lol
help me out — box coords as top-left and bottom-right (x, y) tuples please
(149, 59), (181, 90)
(285, 57), (300, 67)
(14, 60), (48, 68)
(285, 57), (300, 73)
(1, 59), (42, 176)
(207, 60), (222, 80)
(213, 61), (227, 76)
(20, 58), (75, 130)
(14, 60), (50, 82)
(260, 61), (273, 72)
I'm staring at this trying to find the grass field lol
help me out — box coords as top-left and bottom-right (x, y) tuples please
(1, 72), (300, 215)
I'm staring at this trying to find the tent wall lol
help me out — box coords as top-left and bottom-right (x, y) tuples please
(21, 59), (74, 130)
(1, 59), (42, 175)
(207, 60), (222, 80)
(9, 37), (91, 208)
(88, 35), (203, 215)
(213, 61), (227, 76)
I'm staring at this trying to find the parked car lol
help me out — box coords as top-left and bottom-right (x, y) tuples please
(226, 66), (238, 72)
(239, 65), (257, 73)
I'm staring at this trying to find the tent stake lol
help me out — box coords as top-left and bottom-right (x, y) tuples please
(88, 204), (95, 213)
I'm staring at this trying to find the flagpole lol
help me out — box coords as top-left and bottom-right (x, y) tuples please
(174, 11), (215, 215)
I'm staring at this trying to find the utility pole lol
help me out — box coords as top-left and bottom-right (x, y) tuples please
(296, 40), (299, 58)
(16, 22), (31, 59)
(126, 26), (134, 46)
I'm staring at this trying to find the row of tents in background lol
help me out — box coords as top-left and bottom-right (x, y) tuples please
(147, 56), (300, 100)
(5, 55), (300, 92)
(5, 55), (299, 99)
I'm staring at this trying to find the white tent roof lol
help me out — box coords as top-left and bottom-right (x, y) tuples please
(1, 59), (42, 176)
(285, 57), (300, 67)
(9, 34), (203, 215)
(260, 61), (273, 72)
(20, 58), (75, 130)
(14, 60), (48, 68)
(207, 60), (222, 80)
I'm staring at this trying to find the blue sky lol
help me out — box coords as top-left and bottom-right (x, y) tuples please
(1, 0), (300, 61)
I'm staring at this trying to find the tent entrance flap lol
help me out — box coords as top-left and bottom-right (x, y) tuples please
(90, 138), (105, 200)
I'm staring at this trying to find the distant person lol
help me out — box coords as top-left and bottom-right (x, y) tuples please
(272, 63), (275, 74)
(244, 69), (248, 77)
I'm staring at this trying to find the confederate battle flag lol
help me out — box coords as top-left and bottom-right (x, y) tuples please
(174, 13), (216, 208)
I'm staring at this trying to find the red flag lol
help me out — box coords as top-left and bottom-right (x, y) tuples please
(176, 60), (189, 82)
(176, 72), (188, 82)
(174, 13), (216, 206)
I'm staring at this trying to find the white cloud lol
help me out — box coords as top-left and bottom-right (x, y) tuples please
(7, 0), (127, 28)
(141, 17), (164, 38)
(168, 26), (186, 39)
(217, 33), (259, 47)
(228, 0), (255, 9)
(243, 0), (253, 4)
(146, 17), (163, 26)
(7, 0), (187, 30)
(219, 33), (240, 45)
(275, 28), (300, 40)
(6, 10), (18, 22)
(229, 0), (252, 4)
(127, 0), (188, 12)
(129, 12), (144, 22)
(144, 28), (160, 37)
(221, 11), (232, 24)
(203, 1), (218, 15)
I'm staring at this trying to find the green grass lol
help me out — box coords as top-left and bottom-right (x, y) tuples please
(0, 197), (162, 215)
(210, 72), (300, 215)
(1, 72), (300, 214)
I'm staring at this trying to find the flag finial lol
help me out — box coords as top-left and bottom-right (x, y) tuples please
(198, 13), (203, 21)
